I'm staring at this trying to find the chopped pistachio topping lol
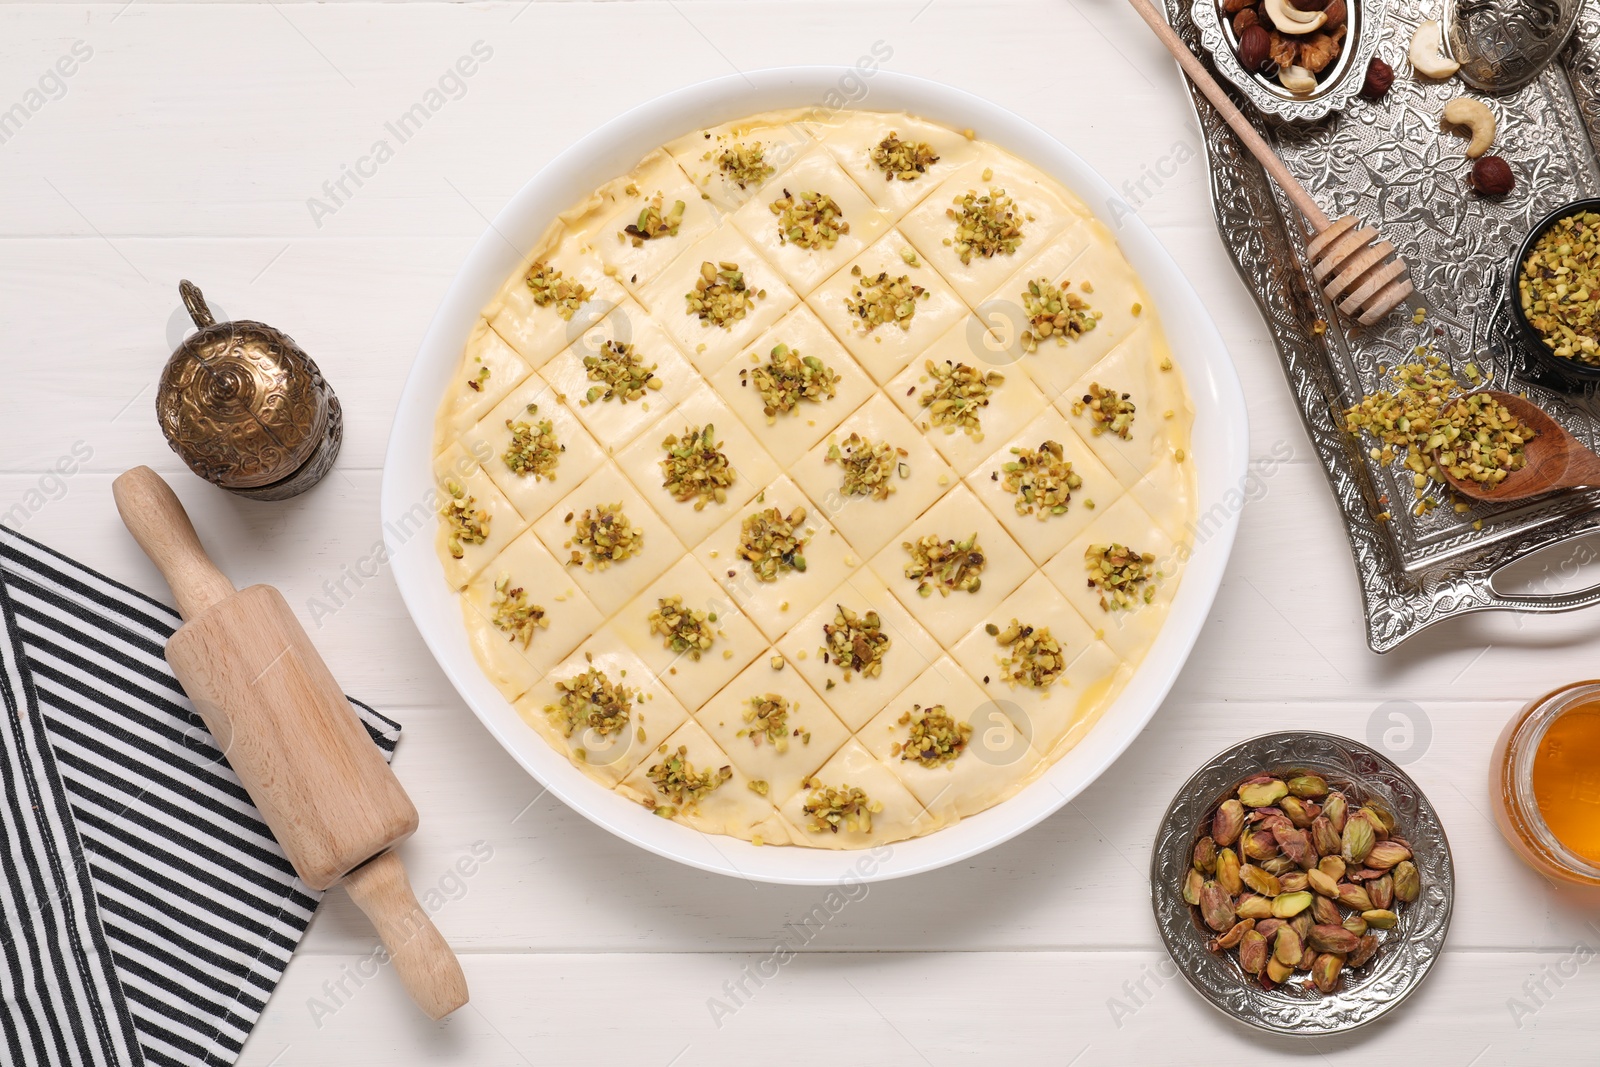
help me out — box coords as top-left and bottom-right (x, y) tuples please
(490, 573), (547, 648)
(743, 343), (840, 421)
(623, 193), (686, 245)
(823, 604), (890, 678)
(825, 431), (905, 500)
(738, 505), (809, 581)
(1073, 382), (1136, 439)
(503, 404), (562, 479)
(467, 363), (490, 392)
(582, 340), (662, 405)
(993, 619), (1065, 689)
(947, 187), (1024, 264)
(919, 360), (1002, 435)
(1433, 393), (1535, 487)
(1519, 210), (1600, 365)
(748, 779), (770, 796)
(440, 479), (489, 559)
(686, 260), (759, 328)
(1020, 278), (1101, 351)
(565, 502), (644, 569)
(659, 423), (735, 509)
(740, 692), (796, 751)
(713, 142), (775, 189)
(801, 778), (883, 834)
(546, 667), (636, 739)
(903, 533), (985, 597)
(1000, 440), (1081, 519)
(870, 132), (940, 181)
(1085, 542), (1157, 611)
(770, 188), (850, 250)
(896, 704), (971, 767)
(844, 266), (927, 332)
(646, 745), (732, 809)
(525, 261), (594, 320)
(647, 594), (718, 659)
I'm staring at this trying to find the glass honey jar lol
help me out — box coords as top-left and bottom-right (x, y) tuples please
(1490, 680), (1600, 886)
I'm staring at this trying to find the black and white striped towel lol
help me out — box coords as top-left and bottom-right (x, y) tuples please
(0, 526), (400, 1067)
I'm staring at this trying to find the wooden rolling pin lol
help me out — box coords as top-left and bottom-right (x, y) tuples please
(112, 465), (468, 1020)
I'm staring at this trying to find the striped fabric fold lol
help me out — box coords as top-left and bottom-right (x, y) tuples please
(0, 527), (401, 1067)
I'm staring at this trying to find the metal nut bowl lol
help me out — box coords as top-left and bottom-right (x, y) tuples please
(1508, 197), (1600, 389)
(1190, 0), (1388, 122)
(1150, 732), (1455, 1036)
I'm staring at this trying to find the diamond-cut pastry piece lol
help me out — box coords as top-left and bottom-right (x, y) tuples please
(775, 570), (943, 731)
(539, 298), (700, 452)
(1041, 493), (1186, 664)
(461, 369), (605, 524)
(638, 227), (799, 373)
(885, 317), (1050, 476)
(707, 304), (876, 469)
(615, 385), (781, 549)
(805, 230), (967, 385)
(806, 110), (982, 219)
(437, 320), (534, 443)
(458, 529), (602, 701)
(618, 718), (789, 841)
(485, 226), (629, 369)
(514, 634), (689, 786)
(690, 475), (855, 641)
(866, 484), (1032, 647)
(775, 738), (938, 848)
(433, 441), (529, 589)
(898, 153), (1084, 307)
(1130, 447), (1197, 543)
(1057, 325), (1191, 491)
(964, 407), (1123, 567)
(610, 556), (767, 710)
(948, 573), (1128, 759)
(529, 464), (682, 616)
(571, 149), (717, 295)
(729, 146), (890, 295)
(664, 112), (814, 213)
(695, 658), (851, 807)
(857, 656), (1044, 821)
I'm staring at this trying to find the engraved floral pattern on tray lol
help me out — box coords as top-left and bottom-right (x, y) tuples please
(1150, 732), (1455, 1035)
(1167, 0), (1600, 651)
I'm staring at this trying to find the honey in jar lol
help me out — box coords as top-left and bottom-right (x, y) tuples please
(1491, 680), (1600, 885)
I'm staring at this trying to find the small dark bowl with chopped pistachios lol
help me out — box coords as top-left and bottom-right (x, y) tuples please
(1511, 197), (1600, 386)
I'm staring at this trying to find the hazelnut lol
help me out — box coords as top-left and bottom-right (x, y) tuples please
(1323, 0), (1347, 29)
(1237, 24), (1273, 73)
(1288, 0), (1327, 8)
(1469, 155), (1515, 196)
(1360, 56), (1394, 100)
(1233, 7), (1260, 32)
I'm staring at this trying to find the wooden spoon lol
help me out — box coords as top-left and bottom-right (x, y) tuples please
(1432, 391), (1600, 502)
(1123, 0), (1415, 324)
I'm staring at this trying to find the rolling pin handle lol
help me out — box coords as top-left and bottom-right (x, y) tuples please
(342, 850), (469, 1020)
(112, 465), (237, 622)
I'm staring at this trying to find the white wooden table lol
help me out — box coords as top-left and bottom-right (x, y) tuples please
(5, 2), (1600, 1062)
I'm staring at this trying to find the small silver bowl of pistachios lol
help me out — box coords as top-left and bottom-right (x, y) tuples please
(1151, 732), (1454, 1035)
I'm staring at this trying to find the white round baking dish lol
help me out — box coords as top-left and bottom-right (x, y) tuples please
(383, 66), (1248, 885)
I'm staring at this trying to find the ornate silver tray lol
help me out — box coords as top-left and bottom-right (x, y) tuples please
(1150, 731), (1455, 1035)
(1167, 0), (1600, 650)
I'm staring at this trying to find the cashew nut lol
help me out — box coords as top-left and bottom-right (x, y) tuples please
(1279, 64), (1319, 93)
(1409, 20), (1461, 78)
(1442, 96), (1495, 157)
(1264, 0), (1328, 35)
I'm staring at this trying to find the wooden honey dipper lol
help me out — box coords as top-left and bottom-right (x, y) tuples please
(113, 466), (469, 1020)
(1125, 0), (1415, 324)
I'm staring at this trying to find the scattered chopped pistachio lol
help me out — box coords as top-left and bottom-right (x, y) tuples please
(440, 479), (489, 559)
(801, 778), (883, 833)
(565, 502), (643, 569)
(738, 505), (809, 581)
(748, 779), (770, 796)
(1518, 210), (1600, 365)
(503, 404), (562, 479)
(1020, 277), (1100, 351)
(897, 704), (971, 767)
(490, 573), (547, 648)
(623, 193), (686, 245)
(647, 595), (718, 659)
(1312, 318), (1328, 336)
(870, 132), (940, 180)
(741, 692), (793, 750)
(826, 431), (902, 500)
(919, 360), (1002, 434)
(714, 142), (775, 189)
(823, 604), (890, 678)
(1085, 542), (1158, 610)
(1434, 392), (1535, 487)
(467, 363), (490, 392)
(1000, 440), (1081, 519)
(583, 340), (662, 404)
(1073, 382), (1137, 439)
(844, 266), (927, 332)
(659, 422), (735, 509)
(770, 188), (850, 250)
(947, 187), (1024, 264)
(525, 261), (594, 320)
(646, 745), (732, 809)
(546, 667), (636, 738)
(993, 618), (1066, 688)
(686, 260), (758, 328)
(1412, 306), (1428, 326)
(903, 533), (985, 596)
(899, 247), (921, 268)
(745, 343), (839, 421)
